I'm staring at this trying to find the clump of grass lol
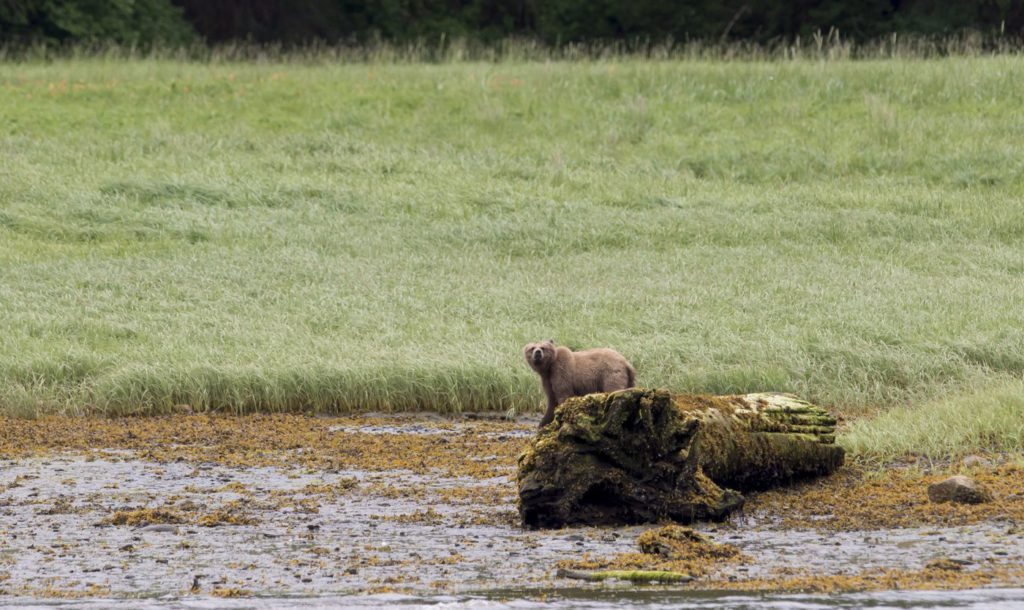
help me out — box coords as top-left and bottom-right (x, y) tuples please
(841, 380), (1024, 461)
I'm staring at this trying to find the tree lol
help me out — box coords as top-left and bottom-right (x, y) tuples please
(0, 0), (196, 47)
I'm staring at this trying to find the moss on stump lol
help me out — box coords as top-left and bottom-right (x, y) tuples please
(517, 388), (844, 528)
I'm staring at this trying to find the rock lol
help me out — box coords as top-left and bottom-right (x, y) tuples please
(517, 388), (844, 528)
(962, 455), (991, 468)
(138, 524), (179, 534)
(927, 475), (993, 504)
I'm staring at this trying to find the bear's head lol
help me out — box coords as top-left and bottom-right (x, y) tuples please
(523, 340), (556, 372)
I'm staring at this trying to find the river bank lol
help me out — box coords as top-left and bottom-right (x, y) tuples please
(1, 414), (1021, 602)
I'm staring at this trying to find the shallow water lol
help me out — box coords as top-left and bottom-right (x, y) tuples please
(1, 419), (1022, 605)
(6, 588), (1024, 609)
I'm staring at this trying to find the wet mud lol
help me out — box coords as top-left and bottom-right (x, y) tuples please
(0, 415), (1022, 603)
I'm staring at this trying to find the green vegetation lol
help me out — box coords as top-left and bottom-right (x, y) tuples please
(842, 380), (1024, 461)
(0, 0), (195, 48)
(4, 0), (1021, 49)
(1, 53), (1022, 455)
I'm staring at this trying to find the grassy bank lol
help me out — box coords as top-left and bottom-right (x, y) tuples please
(1, 55), (1023, 433)
(842, 380), (1024, 461)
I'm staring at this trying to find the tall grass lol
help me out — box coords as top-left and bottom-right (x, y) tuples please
(1, 54), (1023, 431)
(843, 381), (1024, 461)
(2, 31), (1022, 64)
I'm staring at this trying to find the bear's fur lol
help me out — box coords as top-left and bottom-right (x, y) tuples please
(523, 339), (636, 427)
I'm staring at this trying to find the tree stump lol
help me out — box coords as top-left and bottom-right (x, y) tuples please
(516, 388), (844, 528)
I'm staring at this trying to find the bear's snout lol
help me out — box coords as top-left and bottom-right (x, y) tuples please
(532, 348), (543, 363)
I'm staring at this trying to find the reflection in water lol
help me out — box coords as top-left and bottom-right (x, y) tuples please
(6, 588), (1024, 610)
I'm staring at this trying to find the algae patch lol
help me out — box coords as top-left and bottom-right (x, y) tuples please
(558, 525), (746, 581)
(104, 508), (187, 527)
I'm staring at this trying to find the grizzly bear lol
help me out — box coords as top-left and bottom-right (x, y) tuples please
(523, 340), (636, 427)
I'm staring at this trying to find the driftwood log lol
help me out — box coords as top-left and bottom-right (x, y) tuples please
(517, 388), (844, 528)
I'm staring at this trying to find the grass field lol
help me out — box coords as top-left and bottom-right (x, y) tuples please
(1, 52), (1022, 455)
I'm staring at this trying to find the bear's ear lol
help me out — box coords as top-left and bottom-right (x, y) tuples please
(545, 338), (555, 345)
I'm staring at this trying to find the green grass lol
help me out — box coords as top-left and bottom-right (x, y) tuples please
(842, 380), (1024, 461)
(1, 53), (1023, 450)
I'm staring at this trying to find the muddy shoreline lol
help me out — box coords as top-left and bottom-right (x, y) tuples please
(1, 415), (1022, 602)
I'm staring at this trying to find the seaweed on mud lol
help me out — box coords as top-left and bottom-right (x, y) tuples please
(2, 412), (1024, 599)
(558, 524), (747, 580)
(637, 525), (742, 561)
(746, 462), (1024, 530)
(103, 508), (187, 526)
(103, 502), (258, 527)
(0, 414), (527, 478)
(704, 563), (1024, 594)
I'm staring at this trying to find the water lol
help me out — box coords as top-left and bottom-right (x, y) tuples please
(5, 588), (1024, 609)
(2, 419), (1022, 608)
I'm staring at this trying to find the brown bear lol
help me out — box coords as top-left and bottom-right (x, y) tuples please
(523, 340), (636, 427)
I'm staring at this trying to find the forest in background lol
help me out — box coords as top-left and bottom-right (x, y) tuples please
(1, 1), (1023, 50)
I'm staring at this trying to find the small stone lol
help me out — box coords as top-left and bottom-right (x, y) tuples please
(927, 475), (993, 504)
(139, 524), (179, 534)
(962, 455), (991, 468)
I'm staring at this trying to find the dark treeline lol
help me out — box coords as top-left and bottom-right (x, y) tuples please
(1, 0), (1023, 49)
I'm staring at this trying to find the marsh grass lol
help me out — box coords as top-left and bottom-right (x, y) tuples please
(1, 52), (1023, 453)
(843, 381), (1024, 461)
(2, 30), (1022, 64)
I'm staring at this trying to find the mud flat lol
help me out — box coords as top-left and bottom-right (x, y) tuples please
(0, 415), (1022, 606)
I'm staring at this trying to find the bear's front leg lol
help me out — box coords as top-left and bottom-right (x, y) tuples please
(539, 394), (557, 428)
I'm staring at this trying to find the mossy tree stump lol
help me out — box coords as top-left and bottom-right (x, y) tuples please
(516, 388), (844, 528)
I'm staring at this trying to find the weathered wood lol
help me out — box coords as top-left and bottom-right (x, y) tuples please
(517, 388), (844, 528)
